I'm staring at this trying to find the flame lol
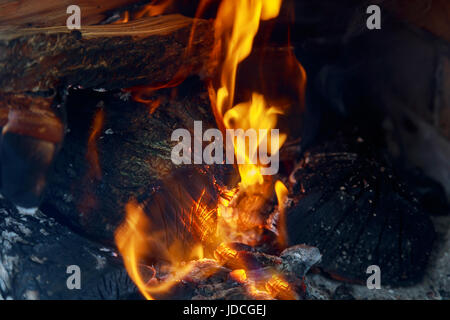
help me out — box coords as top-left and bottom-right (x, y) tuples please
(114, 201), (155, 300)
(230, 269), (247, 283)
(115, 0), (306, 300)
(274, 180), (288, 248)
(135, 0), (174, 19)
(265, 274), (297, 300)
(180, 188), (217, 243)
(111, 1), (172, 25)
(115, 200), (204, 300)
(208, 0), (287, 194)
(78, 108), (104, 215)
(207, 0), (293, 249)
(113, 11), (130, 24)
(86, 109), (104, 180)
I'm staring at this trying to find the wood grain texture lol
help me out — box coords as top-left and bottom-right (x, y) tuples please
(0, 15), (213, 93)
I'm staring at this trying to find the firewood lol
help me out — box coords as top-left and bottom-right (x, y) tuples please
(0, 197), (137, 300)
(43, 79), (234, 245)
(0, 14), (213, 94)
(0, 14), (213, 210)
(287, 129), (436, 286)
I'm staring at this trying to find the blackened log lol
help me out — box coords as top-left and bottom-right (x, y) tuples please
(0, 14), (213, 93)
(286, 131), (436, 286)
(0, 197), (138, 300)
(43, 79), (233, 247)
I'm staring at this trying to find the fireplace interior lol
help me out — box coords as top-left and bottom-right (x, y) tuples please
(0, 0), (449, 300)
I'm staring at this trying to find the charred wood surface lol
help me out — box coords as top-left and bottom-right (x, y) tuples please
(0, 197), (137, 300)
(0, 15), (213, 93)
(287, 130), (437, 286)
(43, 79), (231, 246)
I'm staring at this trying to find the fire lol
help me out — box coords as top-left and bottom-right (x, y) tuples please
(135, 0), (174, 19)
(265, 274), (297, 300)
(230, 269), (247, 283)
(115, 200), (204, 300)
(208, 0), (292, 248)
(86, 109), (104, 180)
(115, 0), (306, 300)
(112, 10), (129, 24)
(78, 108), (104, 215)
(274, 180), (289, 247)
(113, 0), (173, 24)
(114, 201), (155, 300)
(222, 92), (287, 189)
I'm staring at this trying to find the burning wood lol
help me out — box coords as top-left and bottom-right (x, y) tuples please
(117, 241), (321, 300)
(0, 0), (448, 302)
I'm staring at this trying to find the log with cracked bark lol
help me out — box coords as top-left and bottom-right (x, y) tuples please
(0, 14), (214, 210)
(0, 14), (213, 93)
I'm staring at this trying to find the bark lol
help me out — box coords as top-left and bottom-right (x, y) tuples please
(0, 14), (213, 93)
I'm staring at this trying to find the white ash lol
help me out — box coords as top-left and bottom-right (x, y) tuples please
(15, 206), (38, 216)
(278, 245), (322, 278)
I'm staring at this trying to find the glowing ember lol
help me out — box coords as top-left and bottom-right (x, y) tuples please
(230, 269), (247, 283)
(265, 274), (298, 300)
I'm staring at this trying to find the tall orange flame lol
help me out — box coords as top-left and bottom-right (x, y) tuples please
(115, 0), (306, 300)
(208, 0), (286, 192)
(115, 200), (205, 300)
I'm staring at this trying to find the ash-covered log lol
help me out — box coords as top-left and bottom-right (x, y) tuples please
(0, 197), (137, 300)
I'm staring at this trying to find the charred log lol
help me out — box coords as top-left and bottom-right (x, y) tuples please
(0, 14), (213, 210)
(286, 129), (437, 286)
(0, 0), (143, 28)
(0, 93), (65, 209)
(0, 14), (213, 93)
(0, 197), (137, 300)
(43, 79), (233, 246)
